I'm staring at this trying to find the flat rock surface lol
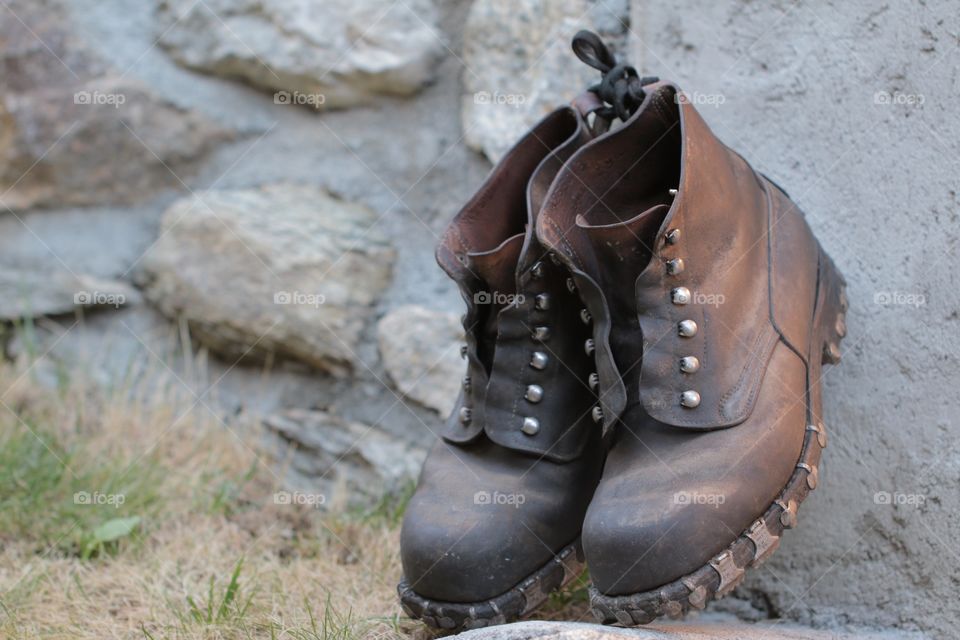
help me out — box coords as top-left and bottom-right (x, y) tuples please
(0, 0), (231, 210)
(138, 184), (395, 375)
(0, 269), (139, 320)
(157, 0), (445, 109)
(264, 408), (426, 505)
(452, 619), (925, 639)
(377, 304), (464, 415)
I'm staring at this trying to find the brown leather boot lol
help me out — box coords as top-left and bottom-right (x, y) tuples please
(398, 106), (609, 630)
(537, 46), (846, 624)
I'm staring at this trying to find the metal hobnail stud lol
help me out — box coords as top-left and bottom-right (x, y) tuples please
(525, 384), (544, 403)
(459, 406), (472, 424)
(532, 326), (551, 341)
(680, 390), (701, 408)
(531, 261), (544, 278)
(460, 344), (468, 358)
(463, 375), (472, 391)
(580, 309), (591, 324)
(678, 319), (698, 337)
(588, 372), (599, 390)
(807, 422), (828, 448)
(530, 351), (549, 370)
(669, 188), (679, 196)
(535, 294), (550, 311)
(521, 416), (540, 435)
(591, 405), (604, 423)
(836, 314), (847, 338)
(671, 287), (692, 305)
(823, 342), (841, 363)
(584, 338), (595, 356)
(566, 277), (576, 293)
(666, 258), (685, 275)
(666, 228), (681, 245)
(680, 356), (700, 373)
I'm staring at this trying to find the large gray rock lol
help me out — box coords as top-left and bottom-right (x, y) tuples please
(264, 408), (426, 505)
(461, 0), (629, 162)
(156, 0), (445, 109)
(0, 0), (232, 210)
(138, 184), (395, 375)
(0, 270), (139, 320)
(377, 304), (464, 415)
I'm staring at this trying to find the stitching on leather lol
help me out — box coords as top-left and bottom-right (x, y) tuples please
(760, 176), (807, 364)
(718, 326), (773, 422)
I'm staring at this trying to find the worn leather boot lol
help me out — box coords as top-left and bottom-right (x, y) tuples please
(537, 40), (847, 624)
(398, 105), (609, 630)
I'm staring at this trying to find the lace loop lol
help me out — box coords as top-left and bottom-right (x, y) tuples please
(571, 30), (658, 121)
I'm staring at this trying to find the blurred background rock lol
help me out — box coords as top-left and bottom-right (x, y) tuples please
(0, 0), (956, 637)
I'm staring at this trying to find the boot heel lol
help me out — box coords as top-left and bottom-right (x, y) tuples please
(816, 253), (847, 365)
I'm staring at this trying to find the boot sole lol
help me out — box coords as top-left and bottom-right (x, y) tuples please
(398, 538), (585, 631)
(589, 251), (847, 626)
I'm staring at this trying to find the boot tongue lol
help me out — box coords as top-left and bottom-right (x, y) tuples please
(577, 204), (669, 379)
(467, 232), (524, 370)
(576, 204), (669, 275)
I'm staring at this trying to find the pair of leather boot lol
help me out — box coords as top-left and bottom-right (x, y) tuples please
(398, 32), (846, 630)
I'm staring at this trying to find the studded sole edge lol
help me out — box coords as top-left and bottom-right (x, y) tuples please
(398, 539), (585, 631)
(589, 269), (846, 627)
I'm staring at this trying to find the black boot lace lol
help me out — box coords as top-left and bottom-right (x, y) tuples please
(571, 30), (658, 122)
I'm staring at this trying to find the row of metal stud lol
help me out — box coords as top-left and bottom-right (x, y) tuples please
(665, 188), (702, 409)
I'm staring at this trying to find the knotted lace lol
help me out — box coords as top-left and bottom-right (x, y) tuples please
(572, 30), (658, 122)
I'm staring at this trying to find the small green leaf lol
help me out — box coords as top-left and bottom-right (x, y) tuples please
(91, 516), (141, 544)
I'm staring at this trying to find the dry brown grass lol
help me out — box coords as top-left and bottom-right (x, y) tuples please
(0, 355), (588, 639)
(0, 356), (415, 639)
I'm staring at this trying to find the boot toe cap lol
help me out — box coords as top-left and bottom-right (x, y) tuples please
(400, 500), (546, 602)
(582, 486), (762, 595)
